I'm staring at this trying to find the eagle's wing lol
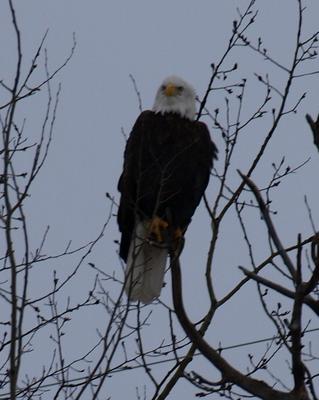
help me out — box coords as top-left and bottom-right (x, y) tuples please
(117, 111), (153, 261)
(192, 120), (218, 208)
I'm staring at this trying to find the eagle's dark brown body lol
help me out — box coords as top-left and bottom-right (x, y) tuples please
(117, 110), (217, 262)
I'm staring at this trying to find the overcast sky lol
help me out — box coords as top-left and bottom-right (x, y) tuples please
(1, 1), (319, 399)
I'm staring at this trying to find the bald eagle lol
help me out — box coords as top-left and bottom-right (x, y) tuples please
(117, 76), (217, 303)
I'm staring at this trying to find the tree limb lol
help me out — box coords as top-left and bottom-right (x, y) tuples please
(170, 253), (299, 400)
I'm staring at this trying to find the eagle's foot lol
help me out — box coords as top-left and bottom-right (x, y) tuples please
(170, 227), (185, 256)
(173, 227), (183, 241)
(148, 216), (169, 243)
(172, 227), (184, 250)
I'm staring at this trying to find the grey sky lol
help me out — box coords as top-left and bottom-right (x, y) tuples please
(1, 1), (319, 399)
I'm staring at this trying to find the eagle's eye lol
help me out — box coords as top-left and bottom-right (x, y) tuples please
(177, 86), (184, 92)
(161, 85), (166, 91)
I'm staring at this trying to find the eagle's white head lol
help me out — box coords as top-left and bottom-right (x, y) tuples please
(152, 76), (196, 121)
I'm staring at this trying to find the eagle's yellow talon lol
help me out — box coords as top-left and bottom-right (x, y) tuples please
(173, 227), (184, 241)
(148, 216), (168, 242)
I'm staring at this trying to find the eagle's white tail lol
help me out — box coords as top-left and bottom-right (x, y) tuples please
(125, 220), (168, 304)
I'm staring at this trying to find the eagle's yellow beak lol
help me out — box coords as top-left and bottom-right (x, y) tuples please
(164, 83), (177, 97)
